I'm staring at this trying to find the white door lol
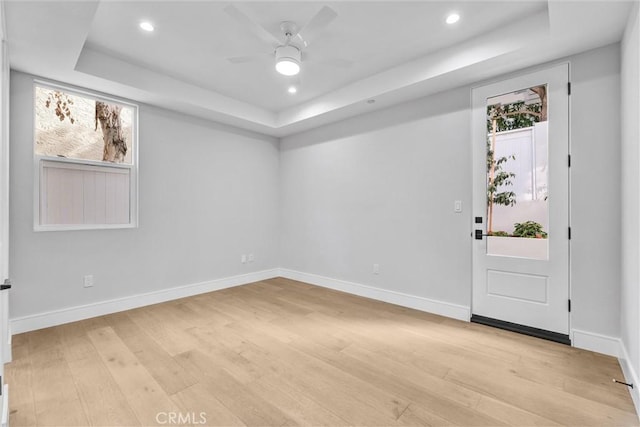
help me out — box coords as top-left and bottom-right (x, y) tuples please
(472, 64), (570, 340)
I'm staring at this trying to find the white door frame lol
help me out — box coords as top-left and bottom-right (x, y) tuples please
(0, 38), (8, 364)
(0, 2), (10, 425)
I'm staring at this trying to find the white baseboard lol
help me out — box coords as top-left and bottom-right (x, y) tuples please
(10, 269), (280, 334)
(571, 329), (621, 357)
(278, 268), (471, 321)
(619, 341), (640, 419)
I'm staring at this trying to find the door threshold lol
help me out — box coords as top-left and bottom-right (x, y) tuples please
(470, 315), (571, 345)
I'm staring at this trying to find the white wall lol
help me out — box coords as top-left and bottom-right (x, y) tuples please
(280, 44), (622, 340)
(620, 2), (640, 411)
(570, 44), (621, 338)
(9, 71), (280, 322)
(280, 87), (472, 308)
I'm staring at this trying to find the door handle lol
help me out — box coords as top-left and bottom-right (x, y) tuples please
(475, 230), (489, 240)
(0, 279), (11, 291)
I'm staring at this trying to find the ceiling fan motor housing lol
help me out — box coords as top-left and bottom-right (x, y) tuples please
(275, 45), (301, 64)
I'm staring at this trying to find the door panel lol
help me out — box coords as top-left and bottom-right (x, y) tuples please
(472, 64), (569, 336)
(486, 270), (548, 304)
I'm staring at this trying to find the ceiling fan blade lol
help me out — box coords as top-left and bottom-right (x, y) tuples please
(227, 52), (272, 64)
(227, 56), (258, 64)
(320, 58), (353, 68)
(304, 52), (352, 69)
(295, 6), (337, 47)
(224, 4), (281, 46)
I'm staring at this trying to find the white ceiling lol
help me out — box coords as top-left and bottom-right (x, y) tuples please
(4, 1), (634, 137)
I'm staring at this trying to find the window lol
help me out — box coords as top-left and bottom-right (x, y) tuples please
(485, 85), (548, 260)
(33, 81), (138, 231)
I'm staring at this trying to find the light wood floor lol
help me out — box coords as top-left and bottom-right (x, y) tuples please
(5, 278), (639, 426)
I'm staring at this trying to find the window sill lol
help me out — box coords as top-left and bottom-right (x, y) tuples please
(34, 223), (138, 232)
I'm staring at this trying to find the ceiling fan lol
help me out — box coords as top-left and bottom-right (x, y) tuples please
(224, 4), (349, 76)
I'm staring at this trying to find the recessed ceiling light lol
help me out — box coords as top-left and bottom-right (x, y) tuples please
(288, 86), (297, 94)
(446, 13), (460, 25)
(139, 21), (155, 32)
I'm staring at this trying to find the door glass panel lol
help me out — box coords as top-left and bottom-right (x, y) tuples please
(486, 85), (548, 260)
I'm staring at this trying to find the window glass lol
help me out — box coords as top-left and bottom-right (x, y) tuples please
(35, 85), (134, 164)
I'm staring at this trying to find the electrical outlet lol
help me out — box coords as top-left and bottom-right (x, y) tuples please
(241, 254), (247, 264)
(83, 275), (94, 288)
(373, 263), (380, 274)
(248, 253), (254, 263)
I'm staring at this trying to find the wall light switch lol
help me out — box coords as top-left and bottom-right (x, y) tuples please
(241, 254), (247, 264)
(373, 263), (380, 274)
(454, 200), (463, 213)
(248, 253), (254, 263)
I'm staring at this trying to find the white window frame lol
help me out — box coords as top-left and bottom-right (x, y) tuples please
(33, 79), (139, 231)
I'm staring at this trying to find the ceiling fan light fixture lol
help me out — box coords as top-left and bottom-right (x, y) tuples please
(275, 45), (301, 76)
(276, 60), (300, 76)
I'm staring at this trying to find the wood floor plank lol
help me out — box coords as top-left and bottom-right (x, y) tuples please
(185, 322), (248, 351)
(66, 354), (141, 426)
(290, 337), (510, 427)
(5, 342), (37, 427)
(175, 349), (293, 426)
(206, 294), (282, 325)
(234, 284), (314, 317)
(170, 383), (246, 427)
(339, 341), (560, 426)
(396, 403), (456, 426)
(312, 303), (632, 416)
(562, 376), (637, 412)
(11, 332), (28, 347)
(125, 307), (199, 356)
(226, 323), (410, 425)
(445, 364), (639, 426)
(55, 320), (141, 426)
(178, 298), (235, 327)
(55, 321), (97, 363)
(81, 315), (113, 332)
(29, 347), (89, 426)
(415, 317), (622, 379)
(109, 313), (198, 396)
(247, 376), (351, 427)
(5, 278), (638, 427)
(269, 314), (352, 352)
(87, 326), (180, 426)
(26, 327), (62, 355)
(182, 328), (264, 384)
